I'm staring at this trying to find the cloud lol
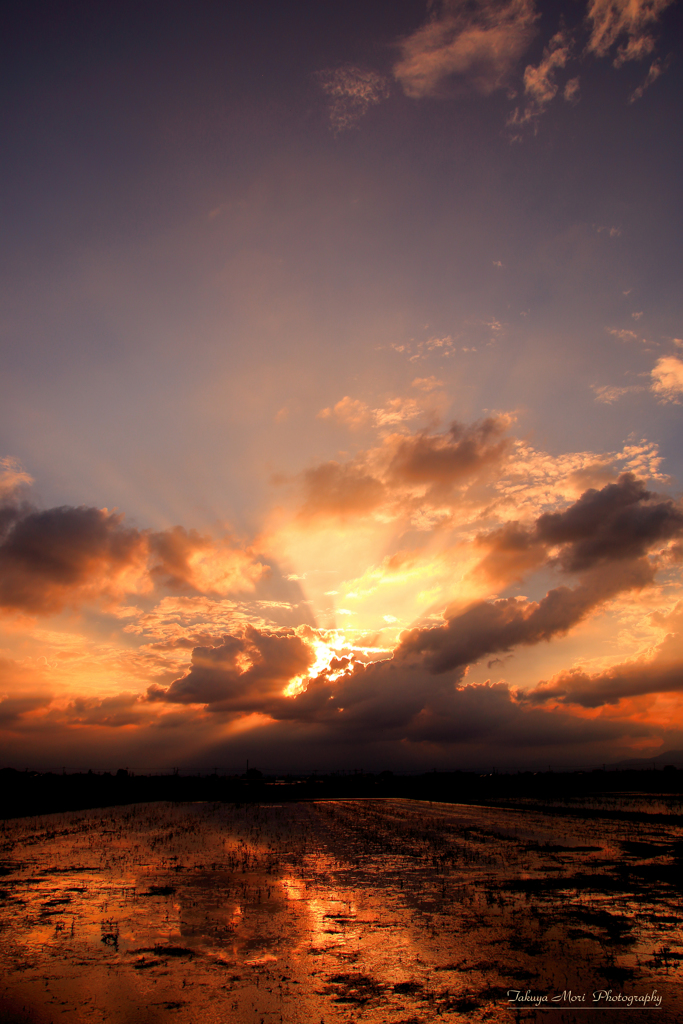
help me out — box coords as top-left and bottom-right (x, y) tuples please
(498, 437), (667, 515)
(317, 66), (390, 132)
(585, 0), (674, 66)
(629, 55), (670, 101)
(394, 0), (538, 99)
(145, 624), (650, 765)
(0, 504), (149, 615)
(396, 473), (683, 673)
(563, 75), (580, 102)
(471, 521), (547, 584)
(527, 659), (683, 708)
(296, 462), (387, 523)
(318, 384), (445, 432)
(412, 376), (444, 392)
(288, 415), (513, 527)
(607, 327), (638, 341)
(651, 355), (683, 402)
(0, 501), (267, 616)
(386, 416), (511, 490)
(507, 29), (571, 128)
(0, 457), (33, 502)
(149, 626), (314, 713)
(593, 347), (683, 405)
(5, 428), (683, 771)
(373, 397), (425, 427)
(7, 427), (681, 769)
(391, 335), (457, 360)
(317, 396), (371, 430)
(65, 692), (150, 727)
(149, 526), (266, 595)
(394, 676), (649, 750)
(265, 413), (671, 639)
(526, 603), (683, 708)
(397, 559), (653, 675)
(6, 656), (648, 772)
(533, 473), (683, 571)
(0, 692), (53, 726)
(592, 383), (644, 403)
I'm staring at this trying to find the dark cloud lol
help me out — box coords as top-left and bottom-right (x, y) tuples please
(149, 626), (314, 713)
(406, 471), (680, 673)
(525, 659), (683, 708)
(386, 417), (510, 490)
(472, 473), (683, 587)
(146, 473), (680, 754)
(0, 500), (266, 615)
(472, 521), (546, 584)
(148, 526), (214, 591)
(534, 473), (683, 572)
(66, 692), (149, 728)
(400, 679), (645, 748)
(397, 558), (653, 675)
(0, 639), (656, 771)
(0, 504), (146, 613)
(0, 693), (52, 726)
(2, 466), (680, 770)
(526, 603), (683, 709)
(147, 625), (649, 766)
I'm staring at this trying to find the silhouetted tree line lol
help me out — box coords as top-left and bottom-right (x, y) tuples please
(0, 764), (681, 821)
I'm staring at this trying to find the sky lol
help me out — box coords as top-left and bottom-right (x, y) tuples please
(1, 0), (682, 772)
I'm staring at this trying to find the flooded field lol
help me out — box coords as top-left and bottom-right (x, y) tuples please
(1, 797), (682, 1023)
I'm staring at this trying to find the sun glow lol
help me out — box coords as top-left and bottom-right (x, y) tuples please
(283, 635), (355, 697)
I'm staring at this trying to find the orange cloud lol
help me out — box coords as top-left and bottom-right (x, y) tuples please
(264, 410), (676, 640)
(526, 603), (683, 710)
(149, 526), (266, 595)
(586, 0), (674, 66)
(507, 29), (571, 129)
(0, 457), (33, 501)
(317, 396), (371, 430)
(397, 473), (683, 673)
(316, 66), (390, 132)
(288, 414), (513, 528)
(318, 383), (446, 433)
(394, 0), (538, 98)
(296, 462), (387, 523)
(651, 355), (683, 402)
(3, 415), (683, 770)
(0, 500), (266, 617)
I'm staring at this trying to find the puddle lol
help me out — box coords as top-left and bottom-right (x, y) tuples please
(0, 798), (681, 1022)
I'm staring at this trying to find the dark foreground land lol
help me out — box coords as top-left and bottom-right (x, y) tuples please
(1, 764), (683, 821)
(1, 796), (682, 1024)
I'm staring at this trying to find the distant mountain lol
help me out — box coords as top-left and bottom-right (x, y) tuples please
(608, 750), (683, 770)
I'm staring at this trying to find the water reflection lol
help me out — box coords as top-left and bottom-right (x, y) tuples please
(0, 798), (681, 1022)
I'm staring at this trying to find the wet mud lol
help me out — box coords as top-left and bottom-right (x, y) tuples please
(0, 797), (681, 1023)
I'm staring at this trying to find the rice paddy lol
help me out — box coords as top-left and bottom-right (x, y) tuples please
(0, 797), (681, 1023)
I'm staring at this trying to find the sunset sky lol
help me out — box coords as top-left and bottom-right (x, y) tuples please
(1, 0), (682, 771)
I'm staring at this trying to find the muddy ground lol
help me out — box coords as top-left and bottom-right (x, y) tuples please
(0, 797), (681, 1023)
